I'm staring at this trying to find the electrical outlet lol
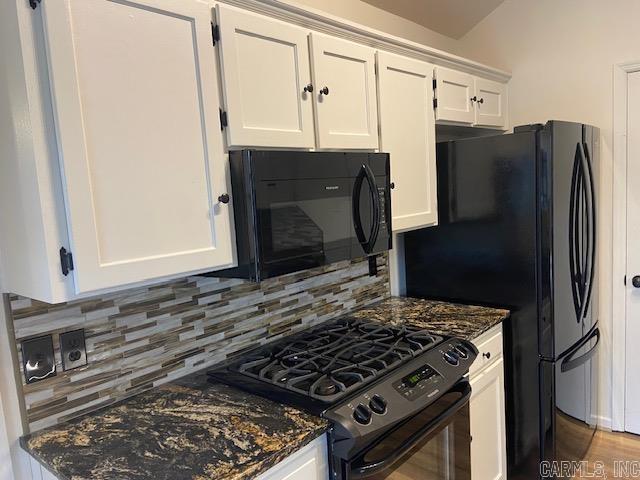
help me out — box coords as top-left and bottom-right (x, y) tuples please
(60, 329), (87, 371)
(22, 335), (56, 384)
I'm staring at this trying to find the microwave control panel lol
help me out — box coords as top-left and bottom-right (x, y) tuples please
(378, 187), (388, 228)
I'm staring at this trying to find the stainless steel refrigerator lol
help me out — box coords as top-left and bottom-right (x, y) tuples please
(404, 121), (600, 480)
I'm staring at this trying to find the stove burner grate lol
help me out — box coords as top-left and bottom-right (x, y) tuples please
(232, 318), (442, 402)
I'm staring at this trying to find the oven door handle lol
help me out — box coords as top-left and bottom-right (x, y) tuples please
(352, 164), (381, 254)
(349, 382), (472, 478)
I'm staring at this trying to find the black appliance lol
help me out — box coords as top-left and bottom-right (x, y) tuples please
(210, 317), (477, 479)
(214, 150), (392, 281)
(404, 121), (600, 479)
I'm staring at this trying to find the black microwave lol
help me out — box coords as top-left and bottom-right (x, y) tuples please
(214, 150), (392, 282)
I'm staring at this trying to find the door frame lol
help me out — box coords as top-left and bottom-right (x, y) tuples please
(611, 61), (640, 432)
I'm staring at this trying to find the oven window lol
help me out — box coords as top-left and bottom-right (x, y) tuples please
(352, 391), (471, 480)
(257, 178), (352, 267)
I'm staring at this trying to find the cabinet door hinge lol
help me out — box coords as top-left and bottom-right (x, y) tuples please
(29, 0), (41, 9)
(211, 23), (220, 46)
(219, 108), (228, 130)
(432, 78), (437, 90)
(433, 98), (438, 109)
(60, 247), (74, 276)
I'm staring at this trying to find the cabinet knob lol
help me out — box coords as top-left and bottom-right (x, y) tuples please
(319, 86), (330, 96)
(471, 96), (477, 102)
(218, 193), (230, 204)
(478, 97), (484, 104)
(483, 352), (491, 360)
(390, 182), (395, 190)
(633, 276), (640, 288)
(303, 84), (314, 93)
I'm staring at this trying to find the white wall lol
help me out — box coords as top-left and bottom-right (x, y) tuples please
(289, 0), (460, 52)
(0, 392), (14, 480)
(455, 0), (640, 429)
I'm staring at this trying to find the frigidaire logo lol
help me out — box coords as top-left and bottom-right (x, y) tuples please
(325, 186), (340, 190)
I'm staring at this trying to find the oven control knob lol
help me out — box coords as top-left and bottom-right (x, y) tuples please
(369, 394), (387, 415)
(353, 404), (372, 425)
(454, 344), (469, 359)
(443, 350), (460, 366)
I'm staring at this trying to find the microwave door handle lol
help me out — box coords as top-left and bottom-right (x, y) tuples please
(363, 165), (382, 253)
(349, 383), (472, 478)
(352, 165), (381, 254)
(352, 166), (368, 248)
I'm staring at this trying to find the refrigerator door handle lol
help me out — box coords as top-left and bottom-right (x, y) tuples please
(560, 325), (600, 373)
(568, 144), (583, 322)
(581, 140), (597, 320)
(569, 141), (597, 323)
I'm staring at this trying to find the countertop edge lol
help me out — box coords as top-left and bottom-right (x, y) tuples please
(20, 425), (330, 480)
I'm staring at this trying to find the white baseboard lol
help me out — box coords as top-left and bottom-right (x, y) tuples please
(593, 414), (613, 431)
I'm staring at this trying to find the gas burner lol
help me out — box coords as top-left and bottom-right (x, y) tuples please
(314, 377), (340, 397)
(231, 317), (443, 402)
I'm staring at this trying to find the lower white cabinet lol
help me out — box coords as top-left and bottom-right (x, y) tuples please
(29, 456), (59, 480)
(470, 326), (507, 480)
(256, 435), (328, 480)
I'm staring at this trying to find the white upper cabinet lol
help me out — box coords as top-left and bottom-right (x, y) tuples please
(41, 0), (233, 294)
(433, 66), (475, 124)
(473, 77), (508, 128)
(377, 52), (437, 232)
(216, 5), (315, 148)
(434, 66), (508, 129)
(0, 0), (509, 303)
(310, 33), (379, 149)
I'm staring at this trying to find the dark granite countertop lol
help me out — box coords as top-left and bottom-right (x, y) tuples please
(349, 296), (509, 340)
(21, 373), (328, 480)
(21, 297), (507, 480)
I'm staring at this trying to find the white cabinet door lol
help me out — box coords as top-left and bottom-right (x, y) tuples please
(474, 78), (507, 128)
(378, 52), (437, 232)
(310, 33), (378, 149)
(41, 0), (233, 294)
(216, 5), (315, 148)
(256, 435), (328, 480)
(470, 357), (507, 480)
(434, 67), (475, 124)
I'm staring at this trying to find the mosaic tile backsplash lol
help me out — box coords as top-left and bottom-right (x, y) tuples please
(8, 255), (389, 432)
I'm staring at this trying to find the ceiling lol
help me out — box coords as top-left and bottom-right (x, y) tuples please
(360, 0), (505, 39)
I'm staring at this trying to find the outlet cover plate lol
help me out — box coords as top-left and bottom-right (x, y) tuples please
(60, 329), (87, 371)
(22, 335), (56, 384)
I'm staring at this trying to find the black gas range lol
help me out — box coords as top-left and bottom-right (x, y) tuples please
(209, 317), (477, 479)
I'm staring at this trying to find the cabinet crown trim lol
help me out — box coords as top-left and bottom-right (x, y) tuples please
(217, 0), (511, 82)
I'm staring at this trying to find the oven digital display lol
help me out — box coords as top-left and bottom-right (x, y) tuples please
(402, 365), (438, 387)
